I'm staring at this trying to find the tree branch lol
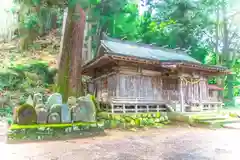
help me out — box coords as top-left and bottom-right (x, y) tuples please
(229, 31), (238, 44)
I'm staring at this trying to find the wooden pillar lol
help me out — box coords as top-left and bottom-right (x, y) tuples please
(135, 105), (138, 113)
(146, 105), (149, 112)
(199, 76), (203, 111)
(116, 74), (120, 97)
(179, 76), (185, 112)
(111, 104), (114, 113)
(123, 104), (126, 113)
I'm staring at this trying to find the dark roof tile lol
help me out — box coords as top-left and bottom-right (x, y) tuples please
(101, 38), (201, 64)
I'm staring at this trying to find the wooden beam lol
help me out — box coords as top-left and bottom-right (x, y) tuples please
(141, 69), (162, 76)
(119, 70), (141, 75)
(91, 72), (117, 82)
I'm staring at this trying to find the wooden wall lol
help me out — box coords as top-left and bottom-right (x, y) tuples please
(89, 65), (211, 105)
(93, 74), (117, 102)
(181, 75), (209, 104)
(162, 77), (179, 102)
(92, 73), (181, 103)
(118, 74), (162, 100)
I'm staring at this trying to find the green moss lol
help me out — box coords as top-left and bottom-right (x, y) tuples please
(9, 121), (99, 130)
(56, 51), (70, 102)
(8, 121), (105, 141)
(90, 95), (101, 112)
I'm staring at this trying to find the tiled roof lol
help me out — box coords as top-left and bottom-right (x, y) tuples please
(101, 38), (201, 64)
(100, 37), (228, 71)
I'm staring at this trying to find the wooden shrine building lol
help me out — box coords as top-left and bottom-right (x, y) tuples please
(82, 36), (229, 113)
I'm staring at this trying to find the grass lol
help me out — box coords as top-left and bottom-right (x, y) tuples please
(220, 108), (240, 118)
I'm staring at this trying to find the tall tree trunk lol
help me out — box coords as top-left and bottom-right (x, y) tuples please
(221, 0), (234, 105)
(215, 3), (223, 100)
(68, 6), (86, 98)
(57, 5), (86, 102)
(57, 7), (74, 102)
(87, 22), (92, 61)
(215, 5), (220, 63)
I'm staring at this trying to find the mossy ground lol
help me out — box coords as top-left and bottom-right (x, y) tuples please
(9, 121), (101, 129)
(7, 111), (171, 142)
(7, 121), (105, 142)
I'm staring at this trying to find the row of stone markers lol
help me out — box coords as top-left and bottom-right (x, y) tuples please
(13, 93), (97, 125)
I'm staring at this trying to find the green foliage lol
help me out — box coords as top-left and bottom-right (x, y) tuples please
(14, 0), (64, 49)
(1, 61), (57, 91)
(0, 107), (13, 117)
(89, 94), (101, 112)
(97, 112), (169, 129)
(0, 69), (23, 91)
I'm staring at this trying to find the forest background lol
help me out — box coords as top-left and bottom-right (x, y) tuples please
(0, 0), (239, 107)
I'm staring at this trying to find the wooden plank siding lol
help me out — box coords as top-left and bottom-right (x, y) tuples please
(87, 65), (221, 113)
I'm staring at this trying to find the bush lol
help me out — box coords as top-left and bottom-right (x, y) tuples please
(0, 61), (57, 92)
(0, 69), (23, 90)
(10, 61), (57, 85)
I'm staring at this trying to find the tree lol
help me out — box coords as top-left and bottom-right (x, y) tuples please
(203, 0), (240, 104)
(87, 0), (139, 56)
(221, 0), (240, 103)
(13, 0), (63, 50)
(57, 1), (88, 101)
(138, 0), (215, 63)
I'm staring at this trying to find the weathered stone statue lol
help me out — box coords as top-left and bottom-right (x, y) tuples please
(36, 107), (48, 124)
(49, 104), (62, 115)
(47, 112), (61, 123)
(71, 95), (96, 122)
(26, 95), (34, 106)
(46, 93), (62, 109)
(71, 105), (82, 122)
(33, 93), (43, 107)
(16, 104), (37, 125)
(61, 104), (71, 123)
(67, 96), (77, 108)
(35, 104), (46, 110)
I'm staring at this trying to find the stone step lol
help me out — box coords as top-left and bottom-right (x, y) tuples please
(222, 123), (240, 129)
(196, 118), (240, 128)
(184, 113), (225, 119)
(183, 112), (220, 116)
(194, 116), (228, 122)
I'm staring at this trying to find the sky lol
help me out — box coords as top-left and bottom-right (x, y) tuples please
(0, 0), (16, 40)
(230, 0), (240, 26)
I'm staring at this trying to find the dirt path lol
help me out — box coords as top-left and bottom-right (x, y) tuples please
(1, 125), (240, 160)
